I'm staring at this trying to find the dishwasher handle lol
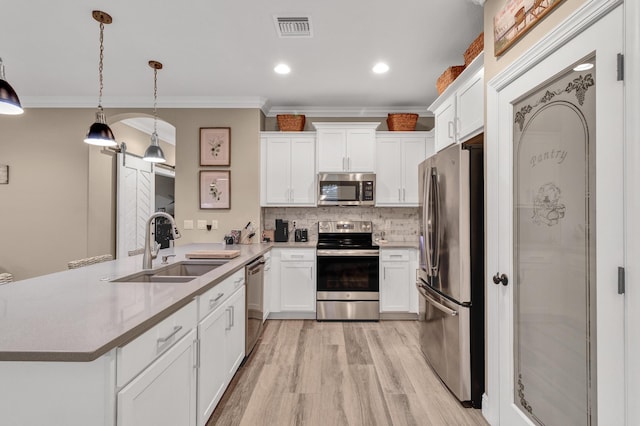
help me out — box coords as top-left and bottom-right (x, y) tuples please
(246, 257), (266, 275)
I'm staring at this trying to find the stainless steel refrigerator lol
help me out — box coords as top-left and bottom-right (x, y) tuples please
(416, 142), (484, 408)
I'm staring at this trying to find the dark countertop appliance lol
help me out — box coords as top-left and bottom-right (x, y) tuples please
(316, 220), (379, 321)
(294, 228), (308, 242)
(417, 142), (484, 408)
(275, 219), (289, 242)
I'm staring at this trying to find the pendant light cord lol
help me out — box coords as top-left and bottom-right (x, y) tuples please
(153, 67), (158, 136)
(98, 21), (105, 109)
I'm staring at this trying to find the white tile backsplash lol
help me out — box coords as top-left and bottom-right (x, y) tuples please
(261, 207), (419, 243)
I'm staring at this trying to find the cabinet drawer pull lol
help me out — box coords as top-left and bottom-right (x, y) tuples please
(226, 308), (232, 331)
(157, 325), (183, 344)
(390, 254), (403, 258)
(209, 293), (225, 308)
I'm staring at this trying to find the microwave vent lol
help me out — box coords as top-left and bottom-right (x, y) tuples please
(274, 16), (312, 38)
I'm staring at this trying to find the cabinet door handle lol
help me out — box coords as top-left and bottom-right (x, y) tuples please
(383, 267), (386, 280)
(225, 307), (232, 331)
(348, 157), (351, 171)
(157, 325), (183, 344)
(230, 306), (235, 328)
(290, 188), (294, 201)
(194, 339), (200, 370)
(209, 292), (225, 308)
(403, 188), (406, 201)
(455, 117), (461, 139)
(342, 157), (347, 171)
(448, 121), (454, 139)
(398, 188), (401, 202)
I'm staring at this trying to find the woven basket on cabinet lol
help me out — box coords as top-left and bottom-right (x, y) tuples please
(436, 65), (466, 95)
(463, 32), (484, 66)
(277, 114), (306, 131)
(387, 113), (419, 131)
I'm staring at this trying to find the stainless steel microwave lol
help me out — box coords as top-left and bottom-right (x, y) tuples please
(318, 173), (375, 206)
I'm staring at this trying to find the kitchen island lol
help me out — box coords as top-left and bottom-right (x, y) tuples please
(0, 243), (271, 426)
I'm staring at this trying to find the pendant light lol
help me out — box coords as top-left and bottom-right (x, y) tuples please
(0, 57), (23, 115)
(84, 11), (117, 147)
(143, 61), (166, 163)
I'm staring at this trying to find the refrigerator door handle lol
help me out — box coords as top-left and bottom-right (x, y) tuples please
(420, 165), (430, 272)
(427, 167), (441, 276)
(416, 283), (458, 316)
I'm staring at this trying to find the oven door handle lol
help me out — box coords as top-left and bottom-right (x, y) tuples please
(317, 249), (380, 257)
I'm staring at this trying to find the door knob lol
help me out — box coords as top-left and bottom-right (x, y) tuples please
(492, 273), (509, 286)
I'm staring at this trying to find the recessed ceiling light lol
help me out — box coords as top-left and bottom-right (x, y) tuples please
(274, 63), (291, 74)
(573, 63), (594, 71)
(373, 62), (389, 74)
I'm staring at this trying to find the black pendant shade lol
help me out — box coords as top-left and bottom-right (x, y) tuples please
(84, 110), (117, 146)
(0, 59), (24, 115)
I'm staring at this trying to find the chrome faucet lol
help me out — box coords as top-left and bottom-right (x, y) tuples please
(143, 212), (181, 270)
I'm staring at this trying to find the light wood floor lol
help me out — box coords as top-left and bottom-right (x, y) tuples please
(208, 320), (488, 426)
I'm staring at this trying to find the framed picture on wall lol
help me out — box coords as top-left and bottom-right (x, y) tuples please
(200, 170), (230, 209)
(494, 0), (567, 56)
(200, 127), (231, 166)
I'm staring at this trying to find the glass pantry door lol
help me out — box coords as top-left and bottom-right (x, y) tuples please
(512, 60), (596, 426)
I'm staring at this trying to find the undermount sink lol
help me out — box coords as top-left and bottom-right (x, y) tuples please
(159, 260), (228, 277)
(111, 260), (228, 283)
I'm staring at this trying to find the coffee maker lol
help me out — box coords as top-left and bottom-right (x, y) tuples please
(275, 219), (289, 242)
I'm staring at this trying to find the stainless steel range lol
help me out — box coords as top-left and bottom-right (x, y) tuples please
(316, 221), (379, 321)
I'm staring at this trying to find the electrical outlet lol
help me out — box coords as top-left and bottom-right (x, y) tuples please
(183, 220), (194, 230)
(211, 220), (218, 230)
(197, 220), (207, 230)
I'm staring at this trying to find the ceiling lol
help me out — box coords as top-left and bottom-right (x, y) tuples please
(2, 1), (484, 117)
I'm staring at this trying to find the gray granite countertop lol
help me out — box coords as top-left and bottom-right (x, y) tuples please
(0, 243), (272, 362)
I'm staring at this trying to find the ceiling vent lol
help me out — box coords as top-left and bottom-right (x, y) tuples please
(274, 16), (312, 38)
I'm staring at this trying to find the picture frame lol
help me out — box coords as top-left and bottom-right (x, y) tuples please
(493, 0), (566, 57)
(200, 127), (231, 166)
(200, 170), (230, 209)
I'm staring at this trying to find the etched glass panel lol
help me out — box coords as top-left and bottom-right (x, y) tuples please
(513, 58), (596, 426)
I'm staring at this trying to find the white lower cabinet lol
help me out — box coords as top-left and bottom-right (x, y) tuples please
(196, 274), (245, 426)
(268, 248), (316, 316)
(380, 248), (418, 314)
(117, 328), (198, 426)
(280, 249), (316, 312)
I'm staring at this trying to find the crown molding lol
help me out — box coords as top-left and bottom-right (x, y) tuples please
(20, 96), (270, 109)
(264, 105), (433, 118)
(19, 95), (433, 118)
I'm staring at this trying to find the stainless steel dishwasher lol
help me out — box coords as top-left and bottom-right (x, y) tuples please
(245, 256), (265, 357)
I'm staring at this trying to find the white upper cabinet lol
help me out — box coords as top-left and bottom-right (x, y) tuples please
(375, 131), (435, 206)
(429, 53), (484, 153)
(313, 122), (380, 172)
(261, 132), (316, 206)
